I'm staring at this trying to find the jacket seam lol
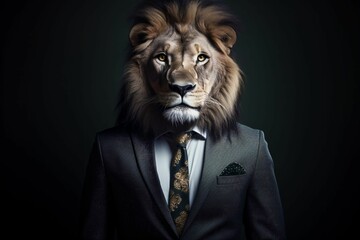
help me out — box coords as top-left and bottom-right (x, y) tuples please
(248, 130), (262, 185)
(96, 134), (107, 175)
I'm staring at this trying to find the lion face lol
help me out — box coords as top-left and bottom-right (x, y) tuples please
(141, 28), (221, 125)
(118, 0), (243, 137)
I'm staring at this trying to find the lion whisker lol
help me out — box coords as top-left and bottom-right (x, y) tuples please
(141, 96), (157, 106)
(206, 97), (226, 110)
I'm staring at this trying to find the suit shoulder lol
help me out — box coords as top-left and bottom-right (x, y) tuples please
(95, 125), (131, 141)
(230, 123), (268, 152)
(236, 123), (262, 141)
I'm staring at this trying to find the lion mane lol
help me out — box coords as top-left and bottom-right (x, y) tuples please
(117, 0), (243, 139)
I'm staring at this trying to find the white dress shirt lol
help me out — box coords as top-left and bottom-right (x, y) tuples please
(154, 126), (206, 207)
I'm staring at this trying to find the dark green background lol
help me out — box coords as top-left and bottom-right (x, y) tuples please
(1, 0), (359, 239)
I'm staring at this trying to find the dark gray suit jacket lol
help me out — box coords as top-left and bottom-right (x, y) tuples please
(80, 123), (286, 239)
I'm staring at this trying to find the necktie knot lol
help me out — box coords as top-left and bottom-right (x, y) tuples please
(175, 132), (192, 148)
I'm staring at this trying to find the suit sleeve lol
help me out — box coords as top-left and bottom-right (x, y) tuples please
(244, 131), (286, 240)
(79, 135), (116, 240)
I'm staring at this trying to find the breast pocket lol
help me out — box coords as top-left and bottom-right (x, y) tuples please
(202, 175), (248, 215)
(216, 175), (245, 185)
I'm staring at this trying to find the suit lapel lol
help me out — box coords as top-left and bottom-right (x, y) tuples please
(182, 135), (232, 235)
(130, 133), (178, 236)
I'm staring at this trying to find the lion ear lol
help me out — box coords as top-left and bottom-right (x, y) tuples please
(211, 26), (237, 55)
(129, 23), (149, 46)
(129, 23), (159, 50)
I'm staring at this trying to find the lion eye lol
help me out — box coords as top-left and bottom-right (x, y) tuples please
(156, 53), (167, 62)
(197, 54), (208, 63)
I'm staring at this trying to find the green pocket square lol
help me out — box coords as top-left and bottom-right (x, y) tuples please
(220, 162), (246, 176)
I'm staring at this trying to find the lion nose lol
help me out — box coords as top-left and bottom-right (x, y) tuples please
(169, 83), (196, 97)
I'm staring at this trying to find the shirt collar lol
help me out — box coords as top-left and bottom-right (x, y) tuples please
(154, 125), (207, 140)
(191, 125), (207, 140)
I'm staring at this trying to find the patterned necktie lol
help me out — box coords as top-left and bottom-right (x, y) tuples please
(168, 132), (191, 235)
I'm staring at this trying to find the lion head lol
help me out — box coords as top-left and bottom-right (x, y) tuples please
(117, 0), (243, 139)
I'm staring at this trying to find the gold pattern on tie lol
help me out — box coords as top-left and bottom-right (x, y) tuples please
(169, 132), (191, 235)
